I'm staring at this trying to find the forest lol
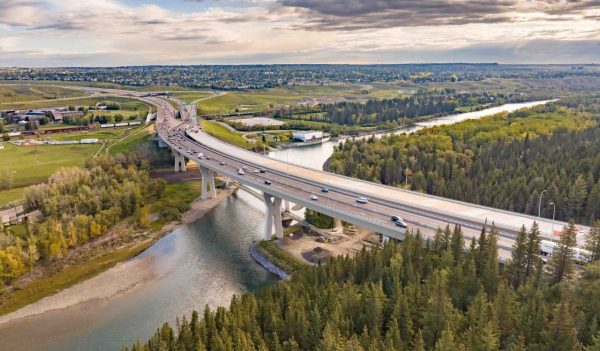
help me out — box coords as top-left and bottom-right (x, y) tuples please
(329, 95), (600, 225)
(124, 220), (600, 351)
(275, 91), (551, 127)
(0, 155), (166, 286)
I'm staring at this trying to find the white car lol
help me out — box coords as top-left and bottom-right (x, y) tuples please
(310, 194), (318, 201)
(253, 169), (260, 174)
(197, 153), (204, 158)
(356, 196), (368, 204)
(237, 169), (245, 175)
(395, 220), (408, 229)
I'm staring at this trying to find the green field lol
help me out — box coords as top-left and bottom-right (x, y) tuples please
(0, 143), (101, 188)
(0, 187), (27, 206)
(107, 125), (155, 155)
(2, 96), (151, 111)
(0, 85), (85, 104)
(202, 120), (253, 149)
(172, 91), (213, 104)
(196, 85), (401, 115)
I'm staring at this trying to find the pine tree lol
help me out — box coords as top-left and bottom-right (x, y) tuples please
(549, 221), (578, 285)
(506, 225), (528, 288)
(585, 221), (600, 262)
(524, 221), (541, 282)
(543, 302), (580, 351)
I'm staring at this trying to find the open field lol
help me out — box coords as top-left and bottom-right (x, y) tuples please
(107, 124), (155, 155)
(2, 96), (151, 111)
(202, 120), (253, 149)
(0, 143), (101, 188)
(172, 91), (212, 103)
(196, 85), (402, 115)
(0, 85), (85, 104)
(0, 187), (27, 206)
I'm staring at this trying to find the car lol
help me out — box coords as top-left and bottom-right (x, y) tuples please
(391, 215), (401, 222)
(242, 166), (248, 170)
(253, 169), (260, 174)
(178, 145), (182, 149)
(197, 153), (204, 158)
(321, 188), (330, 193)
(310, 194), (318, 201)
(259, 169), (266, 173)
(356, 196), (368, 204)
(206, 156), (211, 160)
(220, 161), (225, 165)
(264, 180), (272, 185)
(395, 220), (408, 228)
(237, 169), (245, 175)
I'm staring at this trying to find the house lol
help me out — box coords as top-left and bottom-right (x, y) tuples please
(50, 109), (84, 122)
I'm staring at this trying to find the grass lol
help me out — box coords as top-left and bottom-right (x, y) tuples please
(0, 241), (153, 316)
(0, 187), (27, 206)
(0, 143), (101, 188)
(202, 120), (253, 149)
(107, 125), (154, 155)
(172, 92), (212, 104)
(148, 180), (201, 230)
(0, 85), (85, 104)
(2, 96), (149, 111)
(255, 240), (305, 274)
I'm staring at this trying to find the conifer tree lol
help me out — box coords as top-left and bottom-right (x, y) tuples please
(549, 221), (578, 285)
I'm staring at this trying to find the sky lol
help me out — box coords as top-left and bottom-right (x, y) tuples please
(0, 0), (599, 66)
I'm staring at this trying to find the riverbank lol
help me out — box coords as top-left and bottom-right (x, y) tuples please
(0, 186), (237, 326)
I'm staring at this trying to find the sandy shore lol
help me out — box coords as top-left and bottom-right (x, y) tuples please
(0, 187), (237, 326)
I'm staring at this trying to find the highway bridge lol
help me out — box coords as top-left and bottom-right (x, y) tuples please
(147, 95), (590, 248)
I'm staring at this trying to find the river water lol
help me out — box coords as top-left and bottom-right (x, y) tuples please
(0, 100), (550, 351)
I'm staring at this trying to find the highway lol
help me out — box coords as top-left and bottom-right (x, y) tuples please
(146, 94), (590, 252)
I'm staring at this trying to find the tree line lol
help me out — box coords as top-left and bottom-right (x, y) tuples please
(329, 97), (600, 225)
(275, 91), (549, 127)
(0, 155), (166, 286)
(124, 220), (600, 351)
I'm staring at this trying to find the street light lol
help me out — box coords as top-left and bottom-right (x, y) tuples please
(549, 200), (556, 233)
(538, 189), (547, 217)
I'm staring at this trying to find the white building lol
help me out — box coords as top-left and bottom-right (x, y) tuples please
(292, 131), (323, 142)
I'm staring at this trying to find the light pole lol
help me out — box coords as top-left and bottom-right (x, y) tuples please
(538, 189), (547, 218)
(549, 200), (556, 233)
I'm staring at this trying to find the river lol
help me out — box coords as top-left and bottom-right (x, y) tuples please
(0, 100), (550, 351)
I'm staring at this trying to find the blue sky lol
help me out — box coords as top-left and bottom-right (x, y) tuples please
(0, 0), (599, 66)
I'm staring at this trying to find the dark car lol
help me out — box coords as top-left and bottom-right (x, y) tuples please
(321, 188), (329, 193)
(391, 215), (400, 222)
(264, 180), (272, 185)
(259, 169), (267, 173)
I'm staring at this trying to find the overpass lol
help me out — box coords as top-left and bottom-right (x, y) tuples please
(149, 95), (590, 245)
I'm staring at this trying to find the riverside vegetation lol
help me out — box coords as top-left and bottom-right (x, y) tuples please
(124, 220), (600, 351)
(0, 153), (200, 312)
(329, 95), (600, 225)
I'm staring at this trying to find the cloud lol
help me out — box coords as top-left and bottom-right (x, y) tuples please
(277, 0), (600, 30)
(0, 0), (45, 26)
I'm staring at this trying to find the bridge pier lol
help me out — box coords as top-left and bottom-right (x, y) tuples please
(284, 199), (290, 212)
(173, 151), (187, 172)
(199, 165), (217, 200)
(263, 192), (283, 240)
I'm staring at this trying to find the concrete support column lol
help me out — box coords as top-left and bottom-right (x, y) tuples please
(173, 151), (187, 172)
(263, 192), (283, 240)
(382, 235), (390, 245)
(199, 165), (216, 200)
(284, 199), (290, 212)
(333, 218), (343, 232)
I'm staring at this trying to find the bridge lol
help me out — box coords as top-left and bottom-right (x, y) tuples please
(146, 95), (589, 249)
